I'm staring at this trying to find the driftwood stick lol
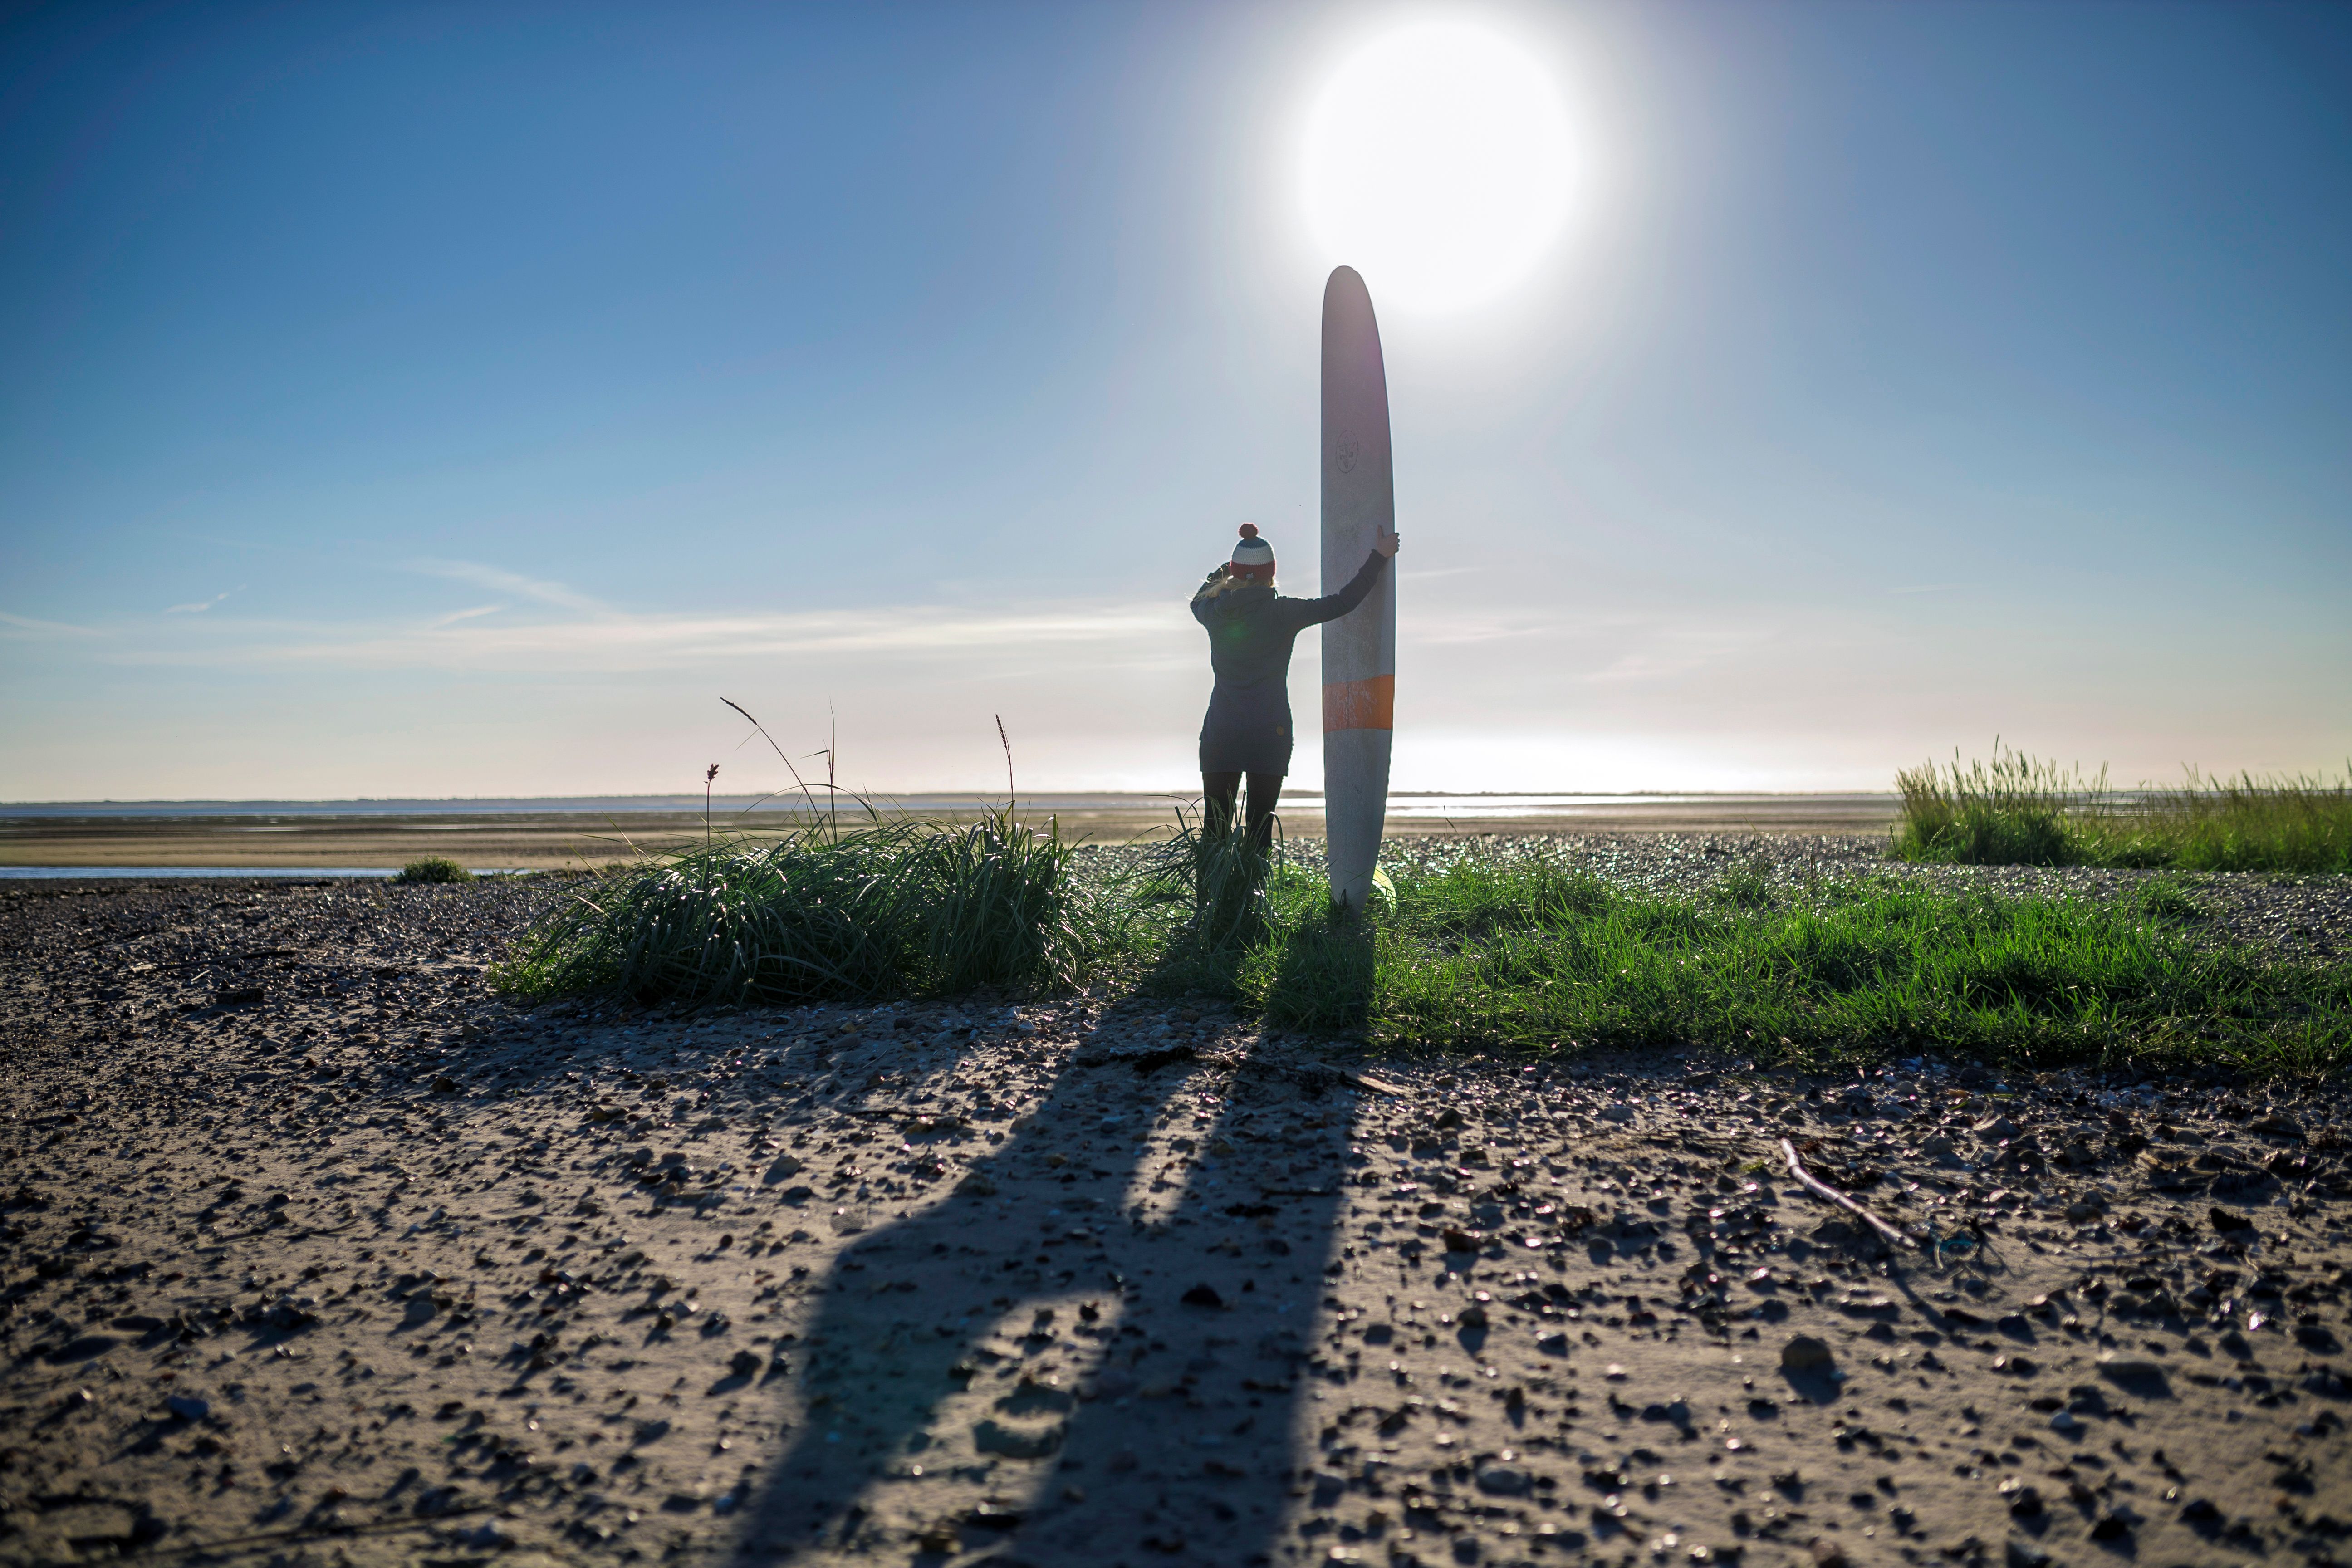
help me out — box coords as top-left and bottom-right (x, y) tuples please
(147, 1506), (490, 1558)
(1781, 1137), (1922, 1251)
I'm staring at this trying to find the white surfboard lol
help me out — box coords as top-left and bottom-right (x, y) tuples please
(1319, 266), (1394, 914)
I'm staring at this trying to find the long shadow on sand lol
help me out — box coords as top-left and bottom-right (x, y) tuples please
(735, 919), (1375, 1566)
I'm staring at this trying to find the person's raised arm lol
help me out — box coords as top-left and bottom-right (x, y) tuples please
(1282, 527), (1400, 628)
(1191, 563), (1232, 626)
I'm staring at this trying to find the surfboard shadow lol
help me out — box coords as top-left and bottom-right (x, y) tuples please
(732, 992), (1359, 1565)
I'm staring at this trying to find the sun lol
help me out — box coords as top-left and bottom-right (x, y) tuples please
(1300, 20), (1580, 313)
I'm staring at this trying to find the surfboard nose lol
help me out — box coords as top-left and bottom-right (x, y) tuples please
(1323, 265), (1377, 322)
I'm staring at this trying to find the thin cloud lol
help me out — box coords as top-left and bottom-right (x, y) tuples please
(1415, 611), (1557, 646)
(84, 598), (1184, 673)
(0, 609), (101, 637)
(407, 559), (610, 616)
(61, 590), (1790, 692)
(165, 588), (241, 614)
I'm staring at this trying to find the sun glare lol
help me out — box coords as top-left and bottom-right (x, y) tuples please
(1300, 21), (1579, 313)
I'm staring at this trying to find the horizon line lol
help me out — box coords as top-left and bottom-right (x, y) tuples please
(0, 788), (1906, 810)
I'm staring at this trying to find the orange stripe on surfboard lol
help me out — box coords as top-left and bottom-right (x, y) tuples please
(1323, 674), (1394, 732)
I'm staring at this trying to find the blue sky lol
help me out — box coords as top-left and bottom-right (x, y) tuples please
(3, 0), (2347, 801)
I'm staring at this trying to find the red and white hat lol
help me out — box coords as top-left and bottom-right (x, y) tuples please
(1229, 523), (1275, 583)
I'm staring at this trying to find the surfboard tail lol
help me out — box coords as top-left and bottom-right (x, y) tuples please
(1323, 672), (1393, 912)
(1325, 728), (1392, 913)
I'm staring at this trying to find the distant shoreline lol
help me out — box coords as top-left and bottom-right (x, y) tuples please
(0, 793), (1901, 870)
(0, 789), (1899, 818)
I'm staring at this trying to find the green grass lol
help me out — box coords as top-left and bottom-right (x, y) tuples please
(1152, 851), (2350, 1078)
(1894, 745), (2352, 872)
(490, 804), (1112, 1006)
(1129, 804), (1287, 974)
(490, 786), (2347, 1078)
(2132, 770), (2352, 873)
(2133, 874), (2204, 922)
(393, 856), (474, 884)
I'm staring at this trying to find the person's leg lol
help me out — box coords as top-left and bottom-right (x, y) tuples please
(1243, 773), (1283, 851)
(1201, 772), (1241, 841)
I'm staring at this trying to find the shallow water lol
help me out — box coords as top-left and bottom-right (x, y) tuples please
(0, 865), (408, 879)
(1382, 791), (1894, 818)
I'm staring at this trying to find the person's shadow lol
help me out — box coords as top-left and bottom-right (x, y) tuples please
(734, 911), (1375, 1566)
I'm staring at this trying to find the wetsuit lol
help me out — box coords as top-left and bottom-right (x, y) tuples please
(1192, 550), (1389, 776)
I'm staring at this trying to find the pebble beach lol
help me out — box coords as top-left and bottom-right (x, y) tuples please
(4, 835), (2348, 1568)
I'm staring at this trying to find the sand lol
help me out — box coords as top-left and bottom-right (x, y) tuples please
(2, 871), (2347, 1568)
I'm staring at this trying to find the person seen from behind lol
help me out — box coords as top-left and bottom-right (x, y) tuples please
(1191, 521), (1400, 850)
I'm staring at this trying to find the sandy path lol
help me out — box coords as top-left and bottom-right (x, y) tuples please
(3, 878), (2348, 1568)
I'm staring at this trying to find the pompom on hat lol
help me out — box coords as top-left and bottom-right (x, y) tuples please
(1228, 522), (1276, 583)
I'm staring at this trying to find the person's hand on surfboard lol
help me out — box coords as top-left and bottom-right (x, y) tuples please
(1373, 527), (1401, 558)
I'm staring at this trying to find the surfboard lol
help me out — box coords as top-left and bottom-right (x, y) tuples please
(1319, 265), (1395, 914)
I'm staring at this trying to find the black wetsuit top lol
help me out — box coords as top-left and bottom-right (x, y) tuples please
(1191, 551), (1389, 776)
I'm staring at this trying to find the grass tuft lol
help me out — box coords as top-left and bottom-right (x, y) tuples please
(394, 856), (474, 885)
(1892, 746), (2103, 866)
(1133, 806), (1283, 952)
(1709, 862), (1777, 910)
(2132, 770), (2352, 873)
(2133, 875), (2203, 922)
(1895, 745), (2352, 873)
(491, 803), (1110, 1006)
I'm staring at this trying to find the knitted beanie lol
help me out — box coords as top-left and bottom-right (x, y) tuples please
(1229, 523), (1276, 583)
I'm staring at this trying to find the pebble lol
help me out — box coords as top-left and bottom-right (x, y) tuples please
(1474, 1465), (1532, 1496)
(1781, 1335), (1835, 1375)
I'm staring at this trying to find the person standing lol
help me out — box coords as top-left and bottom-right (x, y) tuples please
(1191, 521), (1399, 848)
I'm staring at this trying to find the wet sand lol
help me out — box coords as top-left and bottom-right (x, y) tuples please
(0, 796), (1900, 871)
